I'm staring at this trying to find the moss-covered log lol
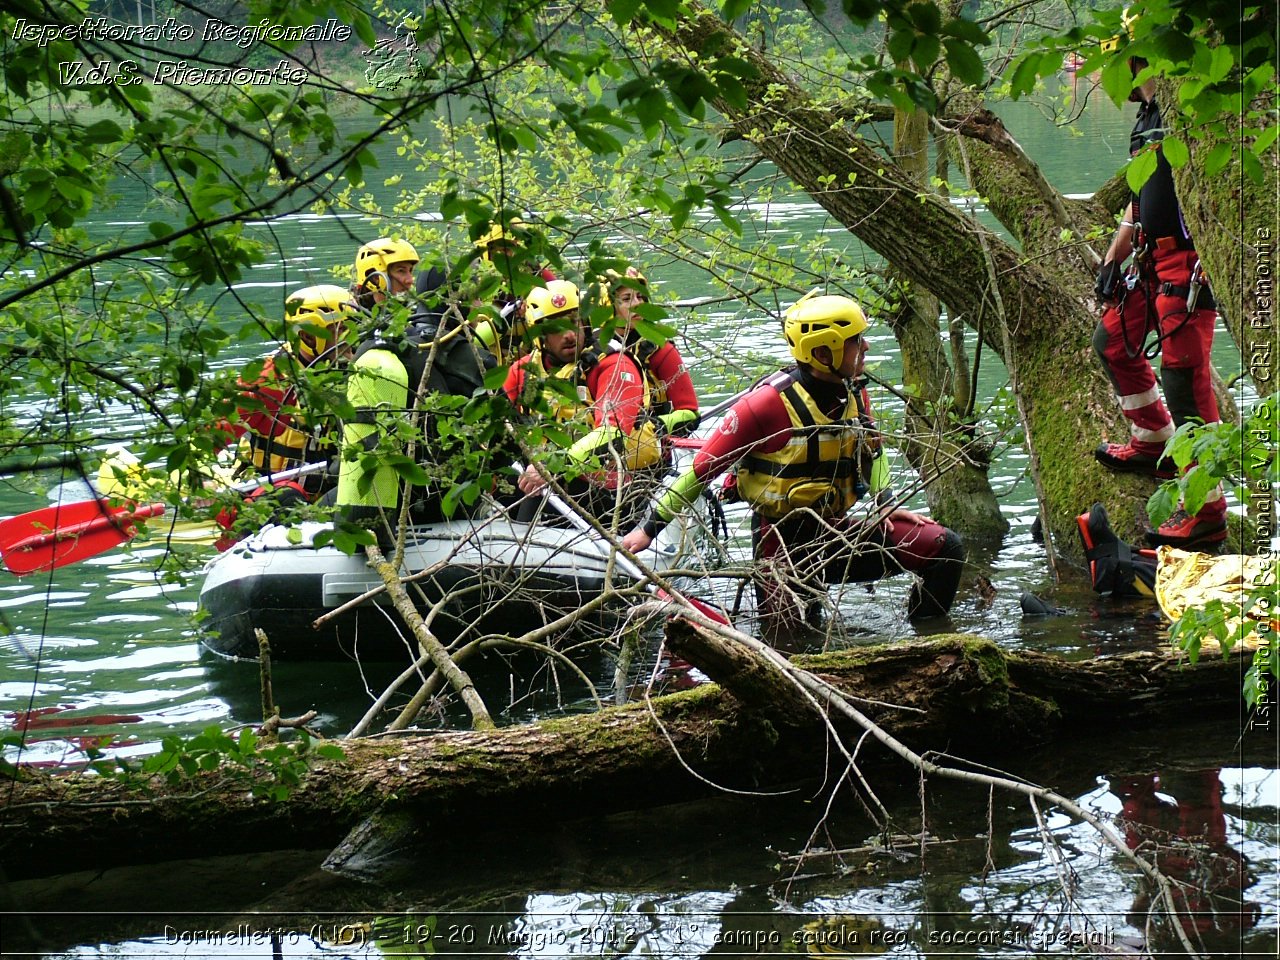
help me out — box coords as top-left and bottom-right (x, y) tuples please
(0, 633), (1248, 881)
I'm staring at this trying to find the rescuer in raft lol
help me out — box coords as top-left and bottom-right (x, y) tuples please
(351, 236), (420, 310)
(505, 279), (665, 525)
(214, 283), (357, 546)
(1091, 15), (1225, 549)
(332, 270), (499, 538)
(588, 265), (701, 446)
(620, 291), (965, 634)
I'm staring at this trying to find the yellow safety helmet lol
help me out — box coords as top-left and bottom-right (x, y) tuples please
(525, 280), (581, 324)
(353, 237), (419, 292)
(588, 267), (647, 315)
(285, 284), (356, 363)
(783, 291), (869, 372)
(1100, 6), (1137, 53)
(594, 266), (650, 311)
(476, 218), (528, 260)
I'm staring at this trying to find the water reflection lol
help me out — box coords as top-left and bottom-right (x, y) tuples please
(1113, 768), (1263, 951)
(10, 753), (1274, 958)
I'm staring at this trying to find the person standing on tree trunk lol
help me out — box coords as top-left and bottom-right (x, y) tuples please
(1092, 25), (1225, 549)
(620, 292), (964, 636)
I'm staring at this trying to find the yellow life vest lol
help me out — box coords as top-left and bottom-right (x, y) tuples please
(237, 353), (331, 477)
(523, 347), (664, 472)
(627, 339), (671, 414)
(521, 346), (593, 424)
(736, 371), (874, 520)
(242, 422), (310, 476)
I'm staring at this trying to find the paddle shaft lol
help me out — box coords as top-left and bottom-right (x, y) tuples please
(227, 460), (328, 495)
(520, 463), (728, 624)
(0, 460), (329, 575)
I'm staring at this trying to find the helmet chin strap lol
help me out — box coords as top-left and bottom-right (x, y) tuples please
(822, 346), (842, 376)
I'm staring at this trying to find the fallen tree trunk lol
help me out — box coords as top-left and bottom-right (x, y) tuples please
(0, 633), (1250, 880)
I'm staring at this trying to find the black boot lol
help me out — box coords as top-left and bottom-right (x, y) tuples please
(1076, 503), (1156, 598)
(908, 529), (965, 620)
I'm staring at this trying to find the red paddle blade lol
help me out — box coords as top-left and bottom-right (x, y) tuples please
(0, 500), (164, 576)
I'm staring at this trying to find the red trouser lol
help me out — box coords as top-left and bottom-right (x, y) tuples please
(1095, 248), (1223, 518)
(751, 509), (963, 634)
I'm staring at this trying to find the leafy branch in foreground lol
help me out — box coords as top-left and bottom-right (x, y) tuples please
(114, 726), (345, 802)
(1148, 393), (1279, 707)
(2, 725), (345, 803)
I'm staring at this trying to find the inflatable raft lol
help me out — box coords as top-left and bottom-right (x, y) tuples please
(198, 500), (711, 661)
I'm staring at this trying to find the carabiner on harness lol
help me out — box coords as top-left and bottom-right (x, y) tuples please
(1186, 259), (1204, 314)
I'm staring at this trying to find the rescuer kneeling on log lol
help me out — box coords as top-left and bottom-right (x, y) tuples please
(620, 291), (965, 636)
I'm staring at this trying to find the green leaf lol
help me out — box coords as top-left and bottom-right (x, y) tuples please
(944, 38), (984, 85)
(941, 17), (990, 46)
(721, 0), (751, 21)
(913, 34), (941, 70)
(1207, 44), (1235, 83)
(54, 176), (85, 203)
(1008, 53), (1045, 98)
(390, 459), (432, 485)
(81, 119), (124, 144)
(1150, 29), (1196, 66)
(1252, 124), (1278, 157)
(1146, 483), (1178, 527)
(1125, 147), (1159, 193)
(1204, 142), (1234, 176)
(1101, 56), (1132, 105)
(906, 1), (941, 36)
(841, 0), (880, 24)
(887, 27), (914, 66)
(642, 0), (681, 23)
(713, 72), (748, 111)
(607, 0), (643, 26)
(1180, 465), (1217, 516)
(351, 13), (378, 48)
(1161, 136), (1189, 168)
(1242, 149), (1264, 185)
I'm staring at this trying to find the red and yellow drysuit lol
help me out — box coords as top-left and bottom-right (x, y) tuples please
(639, 366), (963, 628)
(503, 344), (662, 491)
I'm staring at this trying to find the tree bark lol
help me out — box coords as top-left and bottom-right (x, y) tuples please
(651, 3), (1157, 551)
(1166, 84), (1279, 392)
(0, 633), (1248, 881)
(891, 94), (1009, 539)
